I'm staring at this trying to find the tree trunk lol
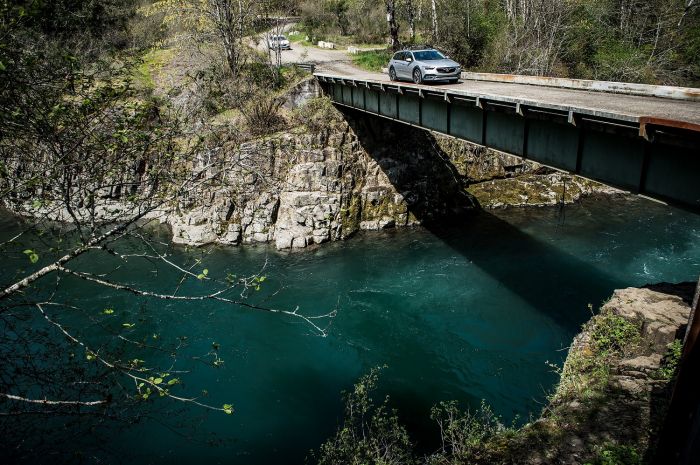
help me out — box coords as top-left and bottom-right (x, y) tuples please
(386, 0), (400, 50)
(407, 0), (416, 43)
(679, 0), (696, 27)
(431, 0), (439, 42)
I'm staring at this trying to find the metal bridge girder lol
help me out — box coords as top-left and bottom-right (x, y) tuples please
(319, 76), (700, 212)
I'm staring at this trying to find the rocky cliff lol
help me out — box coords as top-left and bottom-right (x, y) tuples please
(168, 90), (620, 249)
(477, 284), (693, 464)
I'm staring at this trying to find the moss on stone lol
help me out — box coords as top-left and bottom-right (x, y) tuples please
(467, 174), (606, 208)
(340, 194), (362, 237)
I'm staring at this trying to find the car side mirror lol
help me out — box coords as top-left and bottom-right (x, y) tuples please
(406, 57), (413, 63)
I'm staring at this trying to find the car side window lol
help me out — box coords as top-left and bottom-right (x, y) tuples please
(405, 52), (414, 62)
(393, 52), (403, 61)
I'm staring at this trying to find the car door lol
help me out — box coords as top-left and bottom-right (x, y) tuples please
(401, 52), (413, 80)
(403, 52), (416, 79)
(392, 52), (406, 79)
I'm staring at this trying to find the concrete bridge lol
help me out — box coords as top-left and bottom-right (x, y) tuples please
(315, 72), (700, 212)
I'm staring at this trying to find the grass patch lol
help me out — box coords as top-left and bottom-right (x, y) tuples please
(553, 309), (641, 402)
(134, 48), (175, 90)
(287, 32), (312, 46)
(655, 339), (682, 380)
(585, 442), (641, 465)
(352, 49), (392, 72)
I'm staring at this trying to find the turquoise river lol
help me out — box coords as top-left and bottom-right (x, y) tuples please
(1, 196), (699, 464)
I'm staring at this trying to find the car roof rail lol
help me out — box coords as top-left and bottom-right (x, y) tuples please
(405, 44), (436, 51)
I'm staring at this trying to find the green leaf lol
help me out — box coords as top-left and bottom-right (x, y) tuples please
(167, 378), (179, 386)
(222, 404), (234, 415)
(153, 377), (163, 385)
(122, 323), (135, 328)
(103, 308), (114, 315)
(0, 61), (5, 71)
(23, 249), (39, 264)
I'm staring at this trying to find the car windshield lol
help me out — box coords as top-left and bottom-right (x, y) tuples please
(412, 50), (445, 61)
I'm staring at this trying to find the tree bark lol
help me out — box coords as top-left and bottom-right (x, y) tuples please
(385, 0), (400, 50)
(431, 0), (439, 42)
(407, 0), (416, 43)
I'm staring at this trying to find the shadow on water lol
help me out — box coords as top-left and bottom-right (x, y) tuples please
(342, 109), (629, 332)
(339, 109), (692, 456)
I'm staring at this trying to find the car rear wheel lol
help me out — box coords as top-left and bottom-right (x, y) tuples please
(389, 67), (397, 81)
(412, 68), (422, 84)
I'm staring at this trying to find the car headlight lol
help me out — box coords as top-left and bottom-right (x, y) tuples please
(424, 66), (435, 70)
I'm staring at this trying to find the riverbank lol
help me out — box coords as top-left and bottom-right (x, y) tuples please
(480, 283), (692, 464)
(314, 282), (693, 465)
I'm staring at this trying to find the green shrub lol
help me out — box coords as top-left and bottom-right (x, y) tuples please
(589, 311), (641, 357)
(428, 400), (511, 462)
(241, 95), (286, 137)
(293, 97), (343, 133)
(655, 339), (683, 381)
(352, 50), (392, 73)
(313, 366), (416, 465)
(585, 442), (641, 465)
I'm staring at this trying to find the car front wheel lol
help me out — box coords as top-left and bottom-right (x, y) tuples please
(412, 68), (422, 84)
(389, 67), (397, 81)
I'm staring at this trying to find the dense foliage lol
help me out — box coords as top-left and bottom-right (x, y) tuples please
(300, 0), (700, 85)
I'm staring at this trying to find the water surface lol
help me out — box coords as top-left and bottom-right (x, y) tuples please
(1, 196), (699, 464)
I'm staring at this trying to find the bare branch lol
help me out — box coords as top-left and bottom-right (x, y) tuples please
(0, 392), (107, 406)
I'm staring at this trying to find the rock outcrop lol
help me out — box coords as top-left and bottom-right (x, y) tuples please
(165, 99), (619, 250)
(165, 108), (469, 249)
(5, 90), (621, 251)
(482, 285), (692, 464)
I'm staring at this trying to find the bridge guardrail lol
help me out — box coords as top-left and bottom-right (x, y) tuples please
(295, 62), (316, 74)
(378, 68), (700, 102)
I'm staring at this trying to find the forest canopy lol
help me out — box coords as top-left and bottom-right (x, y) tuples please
(299, 0), (700, 86)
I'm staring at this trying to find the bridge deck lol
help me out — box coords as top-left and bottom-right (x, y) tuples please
(315, 71), (700, 127)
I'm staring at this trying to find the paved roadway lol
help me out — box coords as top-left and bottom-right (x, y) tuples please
(267, 34), (700, 126)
